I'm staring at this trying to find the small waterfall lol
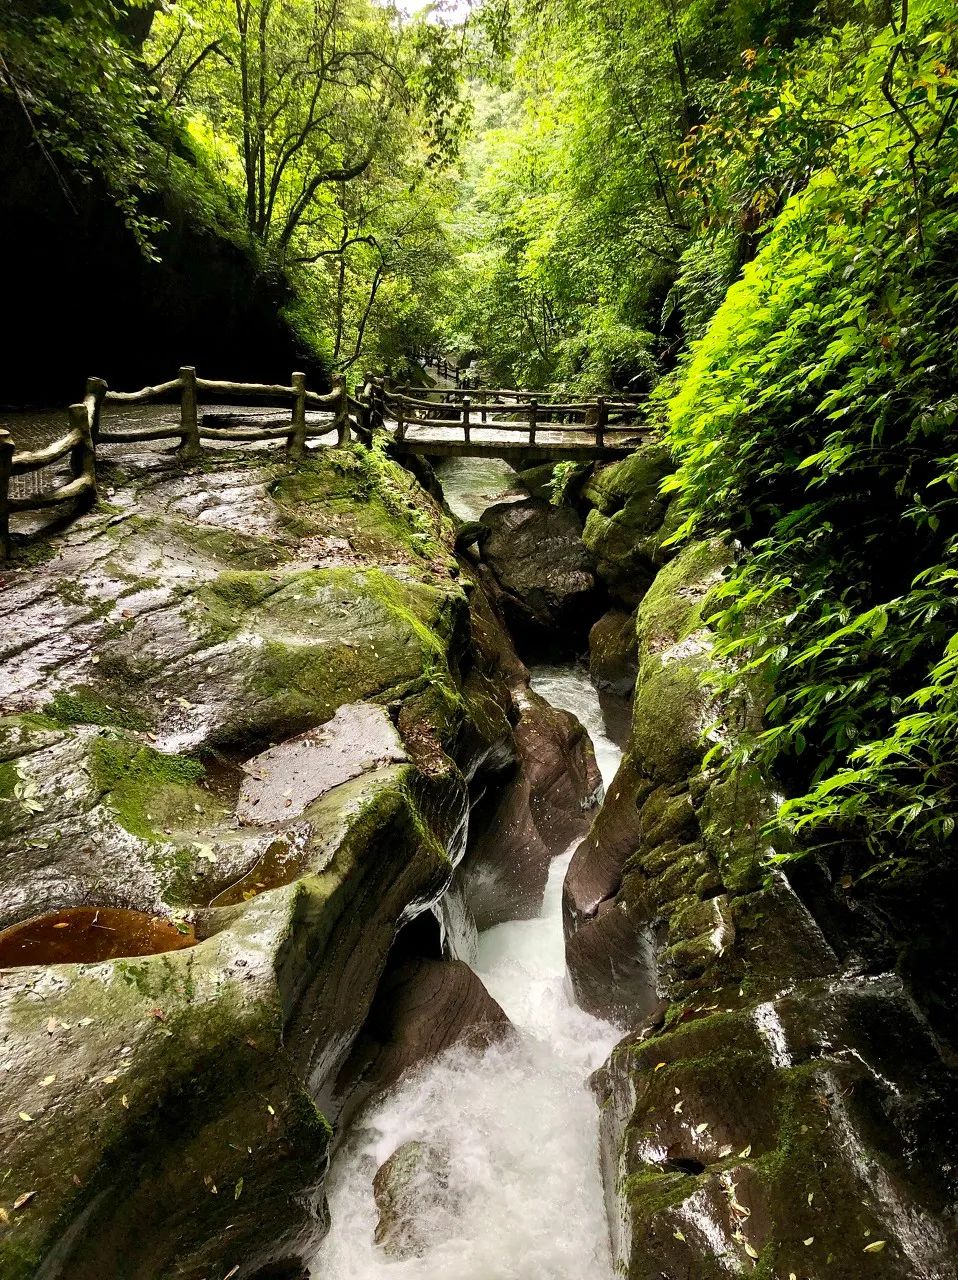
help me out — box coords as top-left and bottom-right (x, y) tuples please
(311, 663), (624, 1279)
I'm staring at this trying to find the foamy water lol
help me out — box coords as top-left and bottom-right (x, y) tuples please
(311, 666), (623, 1280)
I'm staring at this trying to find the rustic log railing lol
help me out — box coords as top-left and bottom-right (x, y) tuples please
(379, 385), (645, 450)
(1, 368), (359, 559)
(420, 352), (464, 389)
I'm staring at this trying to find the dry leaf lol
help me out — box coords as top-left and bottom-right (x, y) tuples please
(654, 1062), (667, 1072)
(673, 1229), (686, 1242)
(803, 1237), (814, 1246)
(694, 1122), (709, 1134)
(18, 1112), (33, 1122)
(743, 1241), (759, 1260)
(863, 1241), (887, 1254)
(12, 1192), (35, 1210)
(739, 1144), (752, 1158)
(40, 1075), (56, 1087)
(121, 1095), (129, 1109)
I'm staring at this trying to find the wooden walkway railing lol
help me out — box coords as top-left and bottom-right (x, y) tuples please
(420, 352), (465, 388)
(1, 366), (647, 558)
(376, 383), (645, 450)
(1, 367), (363, 559)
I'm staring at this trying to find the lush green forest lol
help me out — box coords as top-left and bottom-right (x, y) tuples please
(1, 0), (956, 882)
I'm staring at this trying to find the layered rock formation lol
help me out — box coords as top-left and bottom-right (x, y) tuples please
(564, 536), (958, 1277)
(0, 439), (591, 1278)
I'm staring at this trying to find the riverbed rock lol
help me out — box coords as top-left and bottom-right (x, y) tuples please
(477, 499), (600, 655)
(373, 1139), (458, 1259)
(566, 537), (958, 1276)
(459, 685), (602, 930)
(588, 608), (638, 696)
(328, 955), (510, 1137)
(580, 444), (672, 606)
(0, 443), (523, 1278)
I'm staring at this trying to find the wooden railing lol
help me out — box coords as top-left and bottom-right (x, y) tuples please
(1, 368), (363, 559)
(420, 352), (465, 389)
(378, 384), (645, 449)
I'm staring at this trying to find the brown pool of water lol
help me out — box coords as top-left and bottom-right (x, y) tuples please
(0, 907), (198, 968)
(210, 831), (311, 907)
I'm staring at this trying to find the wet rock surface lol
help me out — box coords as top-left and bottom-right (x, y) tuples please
(566, 538), (958, 1277)
(588, 607), (638, 696)
(459, 685), (602, 930)
(328, 954), (511, 1140)
(236, 704), (408, 824)
(373, 1139), (458, 1259)
(477, 498), (600, 654)
(0, 443), (523, 1278)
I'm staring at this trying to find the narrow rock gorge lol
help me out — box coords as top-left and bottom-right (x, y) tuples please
(2, 432), (954, 1280)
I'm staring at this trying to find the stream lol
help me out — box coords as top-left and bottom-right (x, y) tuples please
(311, 464), (624, 1279)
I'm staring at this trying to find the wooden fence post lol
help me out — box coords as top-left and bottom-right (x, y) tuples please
(529, 398), (538, 446)
(596, 396), (607, 449)
(462, 395), (472, 444)
(68, 403), (97, 506)
(84, 377), (108, 443)
(178, 366), (202, 461)
(288, 371), (308, 459)
(333, 375), (351, 446)
(396, 395), (407, 443)
(0, 428), (13, 561)
(371, 377), (385, 432)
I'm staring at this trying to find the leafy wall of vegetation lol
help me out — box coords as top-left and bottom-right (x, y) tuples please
(666, 2), (958, 877)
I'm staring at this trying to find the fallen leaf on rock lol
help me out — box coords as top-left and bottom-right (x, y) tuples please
(739, 1144), (752, 1157)
(234, 1177), (244, 1200)
(694, 1122), (709, 1134)
(673, 1229), (686, 1242)
(654, 1062), (666, 1071)
(803, 1237), (814, 1246)
(13, 1192), (36, 1210)
(121, 1095), (129, 1108)
(743, 1241), (759, 1259)
(0, 1208), (8, 1223)
(18, 1112), (33, 1122)
(40, 1075), (56, 1086)
(863, 1241), (887, 1254)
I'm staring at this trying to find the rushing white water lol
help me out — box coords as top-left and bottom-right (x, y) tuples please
(312, 666), (624, 1280)
(432, 456), (525, 522)
(528, 664), (622, 791)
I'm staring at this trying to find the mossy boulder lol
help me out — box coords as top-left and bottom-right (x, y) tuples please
(580, 443), (673, 606)
(565, 535), (958, 1275)
(588, 608), (638, 696)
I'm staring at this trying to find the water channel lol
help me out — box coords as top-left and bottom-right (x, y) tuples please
(311, 461), (624, 1279)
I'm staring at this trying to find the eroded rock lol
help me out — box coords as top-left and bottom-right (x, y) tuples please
(373, 1140), (458, 1259)
(236, 704), (407, 824)
(566, 536), (958, 1276)
(477, 499), (600, 654)
(0, 444), (521, 1278)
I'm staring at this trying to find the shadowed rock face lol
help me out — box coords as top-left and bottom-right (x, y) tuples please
(588, 608), (638, 697)
(477, 499), (601, 655)
(565, 539), (958, 1278)
(458, 685), (602, 931)
(0, 443), (523, 1279)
